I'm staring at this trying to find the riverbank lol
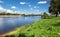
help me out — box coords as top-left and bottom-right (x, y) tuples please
(0, 30), (16, 37)
(3, 17), (60, 37)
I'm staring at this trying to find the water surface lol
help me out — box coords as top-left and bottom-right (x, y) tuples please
(0, 16), (41, 34)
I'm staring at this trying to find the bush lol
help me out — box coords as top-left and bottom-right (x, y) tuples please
(42, 12), (49, 19)
(17, 33), (26, 37)
(5, 35), (15, 37)
(9, 35), (15, 37)
(5, 35), (9, 37)
(30, 35), (34, 37)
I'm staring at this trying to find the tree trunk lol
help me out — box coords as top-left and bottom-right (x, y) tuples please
(55, 12), (58, 17)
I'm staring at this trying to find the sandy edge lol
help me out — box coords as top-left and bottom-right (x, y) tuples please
(0, 30), (16, 37)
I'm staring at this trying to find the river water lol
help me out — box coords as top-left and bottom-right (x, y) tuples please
(0, 16), (41, 34)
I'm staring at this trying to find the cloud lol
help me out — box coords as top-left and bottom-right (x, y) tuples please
(38, 1), (47, 4)
(14, 11), (21, 14)
(34, 6), (39, 9)
(20, 2), (27, 5)
(0, 6), (13, 13)
(0, 6), (6, 12)
(0, 6), (20, 14)
(30, 8), (33, 10)
(28, 5), (31, 7)
(11, 6), (16, 9)
(0, 6), (4, 10)
(34, 6), (37, 8)
(0, 0), (3, 3)
(6, 10), (13, 13)
(6, 10), (21, 14)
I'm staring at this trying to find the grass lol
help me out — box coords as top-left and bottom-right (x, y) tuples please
(5, 17), (60, 37)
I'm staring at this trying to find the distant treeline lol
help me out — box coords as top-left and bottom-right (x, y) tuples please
(0, 12), (20, 15)
(21, 14), (42, 16)
(0, 12), (42, 16)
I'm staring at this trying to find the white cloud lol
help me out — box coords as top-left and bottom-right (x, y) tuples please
(6, 10), (21, 14)
(0, 0), (3, 3)
(20, 2), (27, 5)
(38, 1), (47, 4)
(34, 6), (39, 9)
(6, 10), (13, 13)
(0, 6), (13, 13)
(0, 6), (6, 11)
(28, 5), (31, 7)
(14, 11), (21, 14)
(0, 6), (4, 10)
(34, 6), (37, 8)
(30, 8), (33, 10)
(0, 6), (20, 14)
(11, 6), (16, 9)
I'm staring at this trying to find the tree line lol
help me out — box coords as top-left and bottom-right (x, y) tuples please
(0, 12), (20, 15)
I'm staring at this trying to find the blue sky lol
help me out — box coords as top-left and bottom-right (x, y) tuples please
(0, 0), (50, 14)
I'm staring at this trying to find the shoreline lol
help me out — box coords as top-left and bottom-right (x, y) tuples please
(0, 30), (16, 37)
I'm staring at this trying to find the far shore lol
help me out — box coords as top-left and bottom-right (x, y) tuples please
(0, 15), (21, 18)
(0, 15), (41, 18)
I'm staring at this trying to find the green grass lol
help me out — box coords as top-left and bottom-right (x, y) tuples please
(5, 17), (60, 37)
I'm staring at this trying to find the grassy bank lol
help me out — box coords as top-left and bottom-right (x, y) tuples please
(5, 17), (60, 37)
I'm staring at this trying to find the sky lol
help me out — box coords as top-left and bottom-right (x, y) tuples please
(0, 0), (50, 14)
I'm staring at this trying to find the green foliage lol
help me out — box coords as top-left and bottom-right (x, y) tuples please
(5, 35), (9, 37)
(0, 12), (20, 15)
(42, 12), (49, 19)
(9, 35), (15, 37)
(17, 33), (26, 37)
(49, 0), (59, 17)
(20, 17), (60, 37)
(5, 35), (15, 37)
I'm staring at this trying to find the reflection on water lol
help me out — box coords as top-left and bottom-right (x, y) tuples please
(0, 16), (41, 34)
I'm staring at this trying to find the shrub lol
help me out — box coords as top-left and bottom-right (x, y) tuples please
(17, 33), (26, 37)
(42, 12), (49, 19)
(5, 35), (15, 37)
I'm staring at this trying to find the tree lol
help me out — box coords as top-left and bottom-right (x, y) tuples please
(56, 0), (60, 14)
(49, 0), (58, 17)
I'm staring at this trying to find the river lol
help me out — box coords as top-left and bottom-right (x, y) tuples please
(0, 16), (41, 34)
